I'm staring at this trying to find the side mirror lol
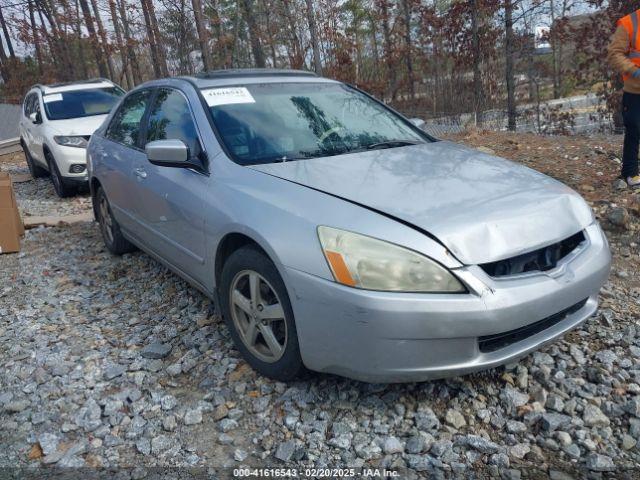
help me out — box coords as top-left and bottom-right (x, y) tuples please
(146, 139), (189, 167)
(29, 112), (42, 124)
(409, 118), (425, 129)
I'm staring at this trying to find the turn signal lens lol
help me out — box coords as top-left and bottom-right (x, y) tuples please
(317, 226), (465, 293)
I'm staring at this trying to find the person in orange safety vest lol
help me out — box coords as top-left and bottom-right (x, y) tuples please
(608, 9), (640, 186)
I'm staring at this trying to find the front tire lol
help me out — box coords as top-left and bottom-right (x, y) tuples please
(220, 246), (305, 381)
(22, 142), (48, 178)
(46, 150), (76, 198)
(95, 186), (136, 255)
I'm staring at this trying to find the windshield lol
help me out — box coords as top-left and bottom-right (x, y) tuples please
(201, 82), (427, 165)
(43, 87), (125, 121)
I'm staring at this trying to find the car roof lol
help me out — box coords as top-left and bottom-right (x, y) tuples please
(32, 78), (116, 95)
(177, 68), (340, 89)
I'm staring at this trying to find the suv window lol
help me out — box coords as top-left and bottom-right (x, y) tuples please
(146, 88), (202, 158)
(106, 90), (152, 148)
(23, 92), (39, 116)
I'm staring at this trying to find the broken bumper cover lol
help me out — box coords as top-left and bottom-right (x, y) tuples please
(286, 223), (611, 383)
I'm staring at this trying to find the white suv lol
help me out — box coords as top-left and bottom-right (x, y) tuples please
(19, 79), (124, 197)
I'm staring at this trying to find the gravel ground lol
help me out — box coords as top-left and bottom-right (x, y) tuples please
(0, 151), (91, 217)
(1, 137), (640, 478)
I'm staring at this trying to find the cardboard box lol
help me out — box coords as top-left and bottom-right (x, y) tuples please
(0, 172), (24, 254)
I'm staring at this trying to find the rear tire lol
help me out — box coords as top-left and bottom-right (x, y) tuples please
(46, 150), (76, 198)
(95, 186), (136, 255)
(22, 142), (48, 178)
(220, 246), (305, 381)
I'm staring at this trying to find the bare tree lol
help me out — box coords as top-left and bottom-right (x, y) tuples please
(79, 0), (109, 77)
(90, 0), (116, 78)
(505, 0), (517, 131)
(240, 0), (266, 67)
(305, 0), (322, 74)
(192, 0), (214, 71)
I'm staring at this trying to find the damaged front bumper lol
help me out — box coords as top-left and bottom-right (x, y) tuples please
(285, 222), (611, 383)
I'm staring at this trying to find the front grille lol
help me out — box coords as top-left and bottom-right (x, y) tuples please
(480, 231), (586, 277)
(478, 298), (588, 353)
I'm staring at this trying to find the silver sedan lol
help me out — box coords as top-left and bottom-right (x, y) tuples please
(87, 69), (611, 383)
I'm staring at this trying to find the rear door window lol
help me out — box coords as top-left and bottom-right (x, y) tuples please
(106, 90), (152, 148)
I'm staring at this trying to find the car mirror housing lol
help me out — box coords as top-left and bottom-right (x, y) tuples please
(409, 118), (425, 129)
(145, 139), (192, 168)
(29, 112), (42, 124)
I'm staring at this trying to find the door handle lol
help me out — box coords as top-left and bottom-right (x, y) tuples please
(134, 168), (147, 179)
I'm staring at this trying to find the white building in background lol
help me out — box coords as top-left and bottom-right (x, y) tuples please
(535, 26), (552, 52)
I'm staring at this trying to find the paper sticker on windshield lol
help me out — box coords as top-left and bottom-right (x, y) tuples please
(202, 87), (255, 107)
(43, 93), (63, 103)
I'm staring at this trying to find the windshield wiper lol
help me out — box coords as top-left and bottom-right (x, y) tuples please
(365, 140), (421, 150)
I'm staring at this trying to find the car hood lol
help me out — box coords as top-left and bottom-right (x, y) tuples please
(249, 141), (594, 265)
(48, 115), (108, 136)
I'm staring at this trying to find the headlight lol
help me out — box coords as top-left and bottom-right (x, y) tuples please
(54, 135), (88, 148)
(317, 226), (465, 293)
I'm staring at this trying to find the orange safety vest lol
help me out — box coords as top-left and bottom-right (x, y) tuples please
(618, 10), (640, 81)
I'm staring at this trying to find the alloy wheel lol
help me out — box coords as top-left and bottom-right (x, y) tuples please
(229, 270), (287, 363)
(99, 194), (115, 245)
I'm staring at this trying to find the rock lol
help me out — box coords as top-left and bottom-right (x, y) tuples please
(585, 453), (615, 472)
(465, 435), (499, 454)
(502, 387), (529, 410)
(213, 404), (229, 421)
(613, 178), (628, 190)
(141, 342), (172, 359)
(509, 444), (530, 460)
(607, 206), (629, 229)
(37, 433), (59, 456)
(583, 404), (610, 427)
(219, 419), (238, 432)
(546, 395), (565, 412)
(626, 397), (640, 417)
(163, 415), (177, 431)
(383, 437), (404, 455)
(506, 420), (526, 434)
(136, 438), (151, 456)
(184, 408), (203, 425)
(415, 408), (440, 431)
(275, 440), (297, 462)
(234, 448), (249, 461)
(622, 434), (636, 450)
(5, 400), (29, 413)
(549, 470), (576, 480)
(160, 395), (178, 411)
(151, 435), (178, 455)
(445, 409), (467, 429)
(541, 413), (572, 432)
(103, 364), (126, 380)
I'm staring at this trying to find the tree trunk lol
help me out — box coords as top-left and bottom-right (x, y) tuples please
(401, 0), (414, 100)
(79, 0), (109, 77)
(109, 0), (132, 87)
(28, 0), (43, 75)
(140, 0), (163, 77)
(146, 0), (169, 75)
(471, 0), (484, 126)
(240, 0), (266, 68)
(90, 0), (116, 79)
(505, 0), (517, 131)
(117, 0), (142, 84)
(305, 0), (322, 75)
(0, 7), (15, 58)
(379, 0), (396, 100)
(192, 0), (213, 71)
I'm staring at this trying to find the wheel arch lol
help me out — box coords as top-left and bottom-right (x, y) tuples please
(214, 232), (272, 289)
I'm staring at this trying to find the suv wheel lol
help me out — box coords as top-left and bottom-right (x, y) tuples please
(96, 186), (136, 255)
(21, 142), (48, 178)
(220, 246), (305, 381)
(45, 150), (76, 198)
